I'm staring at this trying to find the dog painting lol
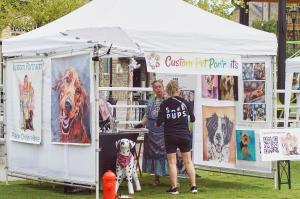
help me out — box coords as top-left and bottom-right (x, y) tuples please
(236, 130), (256, 161)
(280, 133), (299, 156)
(244, 81), (265, 103)
(115, 139), (141, 194)
(203, 106), (236, 164)
(202, 75), (218, 99)
(19, 75), (35, 131)
(218, 76), (238, 101)
(243, 104), (253, 121)
(254, 63), (265, 80)
(242, 63), (254, 80)
(51, 54), (91, 144)
(253, 104), (266, 121)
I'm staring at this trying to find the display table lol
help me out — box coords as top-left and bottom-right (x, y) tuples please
(99, 128), (148, 178)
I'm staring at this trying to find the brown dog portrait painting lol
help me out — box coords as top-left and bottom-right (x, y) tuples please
(51, 54), (91, 144)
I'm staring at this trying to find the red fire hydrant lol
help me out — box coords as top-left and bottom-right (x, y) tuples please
(103, 170), (117, 199)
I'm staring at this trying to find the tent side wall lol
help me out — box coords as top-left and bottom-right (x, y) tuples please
(5, 51), (97, 186)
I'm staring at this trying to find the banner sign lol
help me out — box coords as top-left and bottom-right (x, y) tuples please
(51, 54), (91, 145)
(145, 52), (241, 76)
(9, 61), (43, 144)
(260, 129), (300, 161)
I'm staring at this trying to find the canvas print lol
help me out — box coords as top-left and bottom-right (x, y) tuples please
(281, 132), (300, 156)
(292, 72), (300, 90)
(202, 106), (236, 164)
(9, 61), (43, 144)
(243, 104), (253, 121)
(202, 75), (218, 99)
(236, 130), (256, 161)
(180, 90), (195, 112)
(244, 81), (265, 103)
(253, 104), (266, 121)
(51, 54), (91, 144)
(218, 76), (238, 101)
(242, 63), (254, 80)
(253, 63), (265, 80)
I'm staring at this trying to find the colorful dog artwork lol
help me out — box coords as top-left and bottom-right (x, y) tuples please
(218, 76), (238, 101)
(19, 75), (35, 131)
(244, 81), (265, 103)
(202, 75), (218, 99)
(242, 63), (254, 80)
(254, 63), (265, 80)
(203, 106), (236, 164)
(51, 54), (91, 144)
(236, 130), (256, 161)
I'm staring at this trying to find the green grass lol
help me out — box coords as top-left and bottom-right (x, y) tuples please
(1, 162), (300, 199)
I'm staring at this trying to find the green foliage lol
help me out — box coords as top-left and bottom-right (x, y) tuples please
(0, 0), (87, 33)
(184, 0), (235, 19)
(251, 19), (277, 34)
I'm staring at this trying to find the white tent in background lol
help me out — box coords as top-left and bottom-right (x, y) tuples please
(2, 0), (277, 56)
(284, 57), (300, 127)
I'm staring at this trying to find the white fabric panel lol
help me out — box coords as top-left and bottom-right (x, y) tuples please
(2, 0), (277, 56)
(6, 53), (96, 184)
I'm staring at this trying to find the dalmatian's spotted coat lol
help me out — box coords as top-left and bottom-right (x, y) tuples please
(115, 138), (141, 194)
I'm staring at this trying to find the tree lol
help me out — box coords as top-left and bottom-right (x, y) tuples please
(252, 19), (277, 34)
(184, 0), (235, 19)
(0, 0), (87, 33)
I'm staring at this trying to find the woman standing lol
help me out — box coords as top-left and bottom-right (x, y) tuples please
(157, 80), (197, 195)
(135, 80), (168, 185)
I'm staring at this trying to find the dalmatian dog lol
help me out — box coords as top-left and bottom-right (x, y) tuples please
(115, 139), (141, 194)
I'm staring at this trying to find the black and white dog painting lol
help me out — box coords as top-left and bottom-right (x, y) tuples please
(206, 113), (234, 162)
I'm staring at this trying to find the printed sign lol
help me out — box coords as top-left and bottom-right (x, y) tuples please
(145, 52), (241, 76)
(260, 129), (300, 161)
(9, 61), (43, 144)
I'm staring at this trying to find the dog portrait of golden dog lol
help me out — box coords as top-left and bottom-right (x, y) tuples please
(19, 75), (35, 131)
(281, 133), (299, 156)
(219, 76), (236, 100)
(52, 67), (90, 144)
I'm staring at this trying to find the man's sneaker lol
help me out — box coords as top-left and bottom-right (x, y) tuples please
(190, 186), (198, 193)
(166, 187), (179, 195)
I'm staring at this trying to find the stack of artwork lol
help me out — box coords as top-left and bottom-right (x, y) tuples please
(242, 63), (266, 122)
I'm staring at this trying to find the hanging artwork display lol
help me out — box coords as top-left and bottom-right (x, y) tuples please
(51, 54), (91, 145)
(8, 61), (43, 144)
(202, 106), (236, 164)
(260, 129), (300, 161)
(236, 130), (256, 161)
(218, 75), (238, 101)
(242, 62), (266, 122)
(201, 75), (218, 99)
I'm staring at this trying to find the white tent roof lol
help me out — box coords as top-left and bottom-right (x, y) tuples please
(286, 56), (300, 72)
(2, 0), (277, 57)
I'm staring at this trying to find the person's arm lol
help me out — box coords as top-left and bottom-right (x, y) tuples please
(186, 100), (195, 123)
(134, 100), (149, 128)
(156, 101), (166, 126)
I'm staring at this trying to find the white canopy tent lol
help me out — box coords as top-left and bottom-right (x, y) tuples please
(1, 0), (278, 198)
(2, 0), (277, 57)
(284, 57), (300, 127)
